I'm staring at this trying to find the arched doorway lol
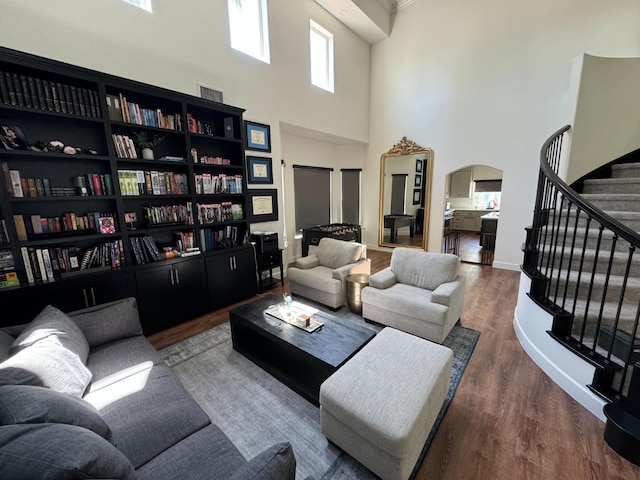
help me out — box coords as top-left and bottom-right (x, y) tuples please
(443, 165), (502, 265)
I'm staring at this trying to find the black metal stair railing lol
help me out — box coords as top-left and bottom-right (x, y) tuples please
(523, 125), (640, 402)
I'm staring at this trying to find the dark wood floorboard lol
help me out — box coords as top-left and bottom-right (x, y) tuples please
(147, 250), (640, 479)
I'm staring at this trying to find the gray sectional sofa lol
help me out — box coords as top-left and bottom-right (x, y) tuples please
(0, 297), (298, 479)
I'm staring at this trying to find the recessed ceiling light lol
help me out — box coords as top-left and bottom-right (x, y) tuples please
(339, 9), (348, 16)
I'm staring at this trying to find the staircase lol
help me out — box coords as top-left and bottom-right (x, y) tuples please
(522, 126), (640, 466)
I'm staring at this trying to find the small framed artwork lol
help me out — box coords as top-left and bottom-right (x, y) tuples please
(244, 121), (271, 152)
(415, 174), (422, 188)
(415, 159), (423, 173)
(247, 188), (278, 223)
(247, 156), (273, 184)
(413, 189), (421, 205)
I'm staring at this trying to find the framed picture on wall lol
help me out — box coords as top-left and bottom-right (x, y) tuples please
(244, 121), (271, 152)
(413, 189), (421, 205)
(415, 174), (422, 188)
(247, 189), (278, 222)
(247, 156), (273, 184)
(415, 159), (423, 173)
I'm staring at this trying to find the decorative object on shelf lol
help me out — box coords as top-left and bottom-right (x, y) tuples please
(131, 131), (164, 160)
(244, 120), (271, 152)
(247, 156), (273, 184)
(247, 189), (278, 223)
(124, 212), (137, 230)
(0, 124), (28, 150)
(224, 117), (234, 139)
(413, 188), (421, 205)
(415, 159), (423, 173)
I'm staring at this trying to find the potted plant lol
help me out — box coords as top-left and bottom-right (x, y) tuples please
(132, 131), (164, 160)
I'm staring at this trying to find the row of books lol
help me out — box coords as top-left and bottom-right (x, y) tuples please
(174, 231), (196, 251)
(111, 134), (139, 158)
(194, 173), (243, 195)
(143, 203), (194, 227)
(13, 212), (117, 241)
(72, 174), (114, 196)
(129, 235), (162, 265)
(0, 71), (101, 118)
(186, 113), (214, 136)
(118, 169), (189, 196)
(0, 249), (19, 289)
(197, 202), (243, 224)
(196, 155), (232, 165)
(199, 226), (240, 251)
(111, 93), (182, 130)
(20, 240), (124, 284)
(0, 219), (9, 244)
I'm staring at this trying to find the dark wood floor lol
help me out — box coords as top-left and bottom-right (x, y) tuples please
(147, 250), (640, 479)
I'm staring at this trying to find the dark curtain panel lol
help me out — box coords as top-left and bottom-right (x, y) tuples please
(293, 165), (332, 230)
(341, 169), (361, 225)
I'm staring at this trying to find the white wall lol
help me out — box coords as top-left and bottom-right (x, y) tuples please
(0, 0), (371, 265)
(366, 0), (640, 269)
(564, 54), (640, 184)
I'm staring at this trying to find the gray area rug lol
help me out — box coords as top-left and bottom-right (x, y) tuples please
(160, 306), (480, 480)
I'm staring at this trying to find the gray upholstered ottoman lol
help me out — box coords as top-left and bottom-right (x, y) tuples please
(319, 327), (453, 480)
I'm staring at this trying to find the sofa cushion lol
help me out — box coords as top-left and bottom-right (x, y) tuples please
(391, 249), (459, 291)
(0, 423), (136, 480)
(287, 265), (342, 294)
(68, 297), (143, 348)
(0, 330), (13, 362)
(315, 238), (363, 269)
(0, 339), (92, 397)
(136, 423), (246, 480)
(88, 364), (211, 469)
(11, 305), (89, 364)
(228, 442), (296, 480)
(0, 385), (112, 442)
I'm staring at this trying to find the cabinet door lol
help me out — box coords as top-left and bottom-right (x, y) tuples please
(450, 169), (472, 198)
(136, 259), (207, 334)
(207, 246), (257, 309)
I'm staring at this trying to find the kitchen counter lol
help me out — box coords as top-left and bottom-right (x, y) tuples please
(480, 212), (499, 220)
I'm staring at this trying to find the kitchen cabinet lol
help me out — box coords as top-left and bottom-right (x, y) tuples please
(449, 168), (472, 198)
(207, 244), (257, 309)
(451, 209), (494, 232)
(136, 258), (208, 334)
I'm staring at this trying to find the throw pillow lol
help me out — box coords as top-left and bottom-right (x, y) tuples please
(0, 339), (92, 397)
(0, 385), (112, 442)
(228, 442), (296, 480)
(68, 297), (143, 348)
(316, 238), (362, 270)
(0, 423), (136, 480)
(11, 305), (90, 364)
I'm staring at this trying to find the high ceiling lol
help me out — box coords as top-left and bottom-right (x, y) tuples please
(313, 0), (419, 44)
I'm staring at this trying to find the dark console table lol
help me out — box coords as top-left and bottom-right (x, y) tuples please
(384, 215), (415, 243)
(301, 223), (361, 256)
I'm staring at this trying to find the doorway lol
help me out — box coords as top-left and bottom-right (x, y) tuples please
(443, 165), (503, 265)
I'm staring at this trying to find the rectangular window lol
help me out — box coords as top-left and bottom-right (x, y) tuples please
(228, 0), (270, 64)
(341, 169), (361, 225)
(310, 20), (334, 92)
(293, 165), (333, 231)
(122, 0), (152, 12)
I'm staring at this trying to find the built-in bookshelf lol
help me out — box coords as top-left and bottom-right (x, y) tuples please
(0, 46), (256, 332)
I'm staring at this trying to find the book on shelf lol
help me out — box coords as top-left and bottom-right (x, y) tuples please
(19, 247), (34, 284)
(0, 219), (10, 244)
(0, 270), (19, 289)
(143, 202), (193, 226)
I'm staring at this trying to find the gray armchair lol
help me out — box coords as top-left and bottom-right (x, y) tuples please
(361, 248), (465, 343)
(287, 238), (370, 309)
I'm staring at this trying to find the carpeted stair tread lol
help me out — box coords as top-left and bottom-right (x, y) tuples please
(611, 163), (640, 179)
(583, 178), (640, 194)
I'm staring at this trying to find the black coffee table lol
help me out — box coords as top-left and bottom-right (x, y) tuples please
(229, 294), (376, 406)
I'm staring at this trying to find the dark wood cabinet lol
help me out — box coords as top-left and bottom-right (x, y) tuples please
(256, 248), (283, 292)
(136, 258), (208, 334)
(207, 244), (257, 309)
(0, 46), (257, 330)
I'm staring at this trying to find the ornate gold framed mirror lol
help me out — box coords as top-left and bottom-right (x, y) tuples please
(378, 137), (433, 250)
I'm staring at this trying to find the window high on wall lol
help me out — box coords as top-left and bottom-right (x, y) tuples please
(122, 0), (152, 12)
(228, 0), (270, 64)
(310, 20), (334, 92)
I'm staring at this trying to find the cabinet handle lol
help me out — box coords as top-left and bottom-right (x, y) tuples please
(90, 287), (96, 306)
(82, 289), (89, 308)
(175, 269), (180, 285)
(170, 269), (175, 286)
(229, 257), (233, 270)
(233, 256), (237, 270)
